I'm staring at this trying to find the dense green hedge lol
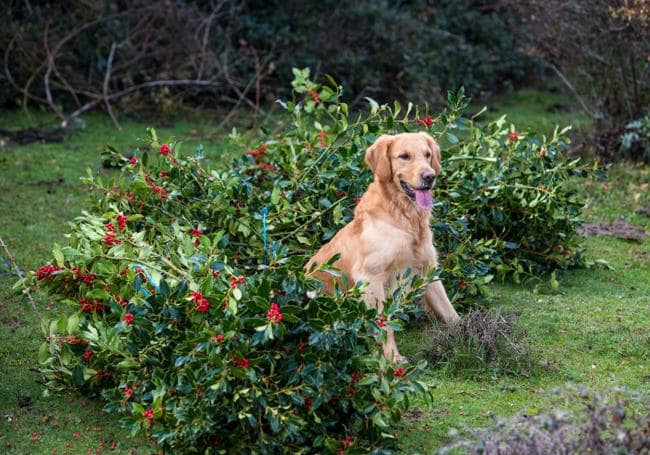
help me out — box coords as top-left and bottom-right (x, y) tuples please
(31, 70), (585, 452)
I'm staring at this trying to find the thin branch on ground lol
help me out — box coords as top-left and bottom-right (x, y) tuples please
(0, 235), (42, 321)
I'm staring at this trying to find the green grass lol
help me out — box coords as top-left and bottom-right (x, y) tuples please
(396, 233), (649, 452)
(472, 88), (592, 136)
(1, 92), (648, 454)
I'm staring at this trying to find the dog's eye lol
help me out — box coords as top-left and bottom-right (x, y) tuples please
(425, 152), (432, 159)
(398, 154), (410, 160)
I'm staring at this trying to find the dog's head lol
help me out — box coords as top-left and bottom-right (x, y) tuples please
(364, 132), (442, 211)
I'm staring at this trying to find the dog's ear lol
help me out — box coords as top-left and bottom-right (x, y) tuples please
(365, 135), (393, 182)
(422, 133), (442, 175)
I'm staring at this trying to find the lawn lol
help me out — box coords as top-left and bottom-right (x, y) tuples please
(1, 92), (648, 454)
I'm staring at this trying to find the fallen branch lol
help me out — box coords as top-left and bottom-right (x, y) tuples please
(61, 79), (225, 128)
(0, 127), (64, 145)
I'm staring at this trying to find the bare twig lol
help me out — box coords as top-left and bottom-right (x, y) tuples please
(196, 4), (223, 80)
(547, 62), (601, 120)
(103, 42), (120, 129)
(43, 21), (65, 121)
(216, 52), (274, 131)
(0, 235), (42, 321)
(23, 0), (33, 16)
(4, 34), (48, 105)
(220, 46), (266, 114)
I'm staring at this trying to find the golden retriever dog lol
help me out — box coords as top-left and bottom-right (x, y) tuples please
(307, 132), (460, 363)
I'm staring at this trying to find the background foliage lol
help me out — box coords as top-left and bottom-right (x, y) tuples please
(0, 0), (533, 118)
(507, 0), (650, 162)
(3, 1), (649, 163)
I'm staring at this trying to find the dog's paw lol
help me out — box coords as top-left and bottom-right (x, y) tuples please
(395, 355), (409, 365)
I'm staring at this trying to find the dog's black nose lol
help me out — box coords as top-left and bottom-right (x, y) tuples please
(421, 171), (436, 187)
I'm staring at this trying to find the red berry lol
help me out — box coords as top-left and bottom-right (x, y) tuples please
(159, 144), (172, 156)
(123, 313), (134, 325)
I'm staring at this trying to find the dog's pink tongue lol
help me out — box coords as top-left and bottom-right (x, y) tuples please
(414, 189), (433, 210)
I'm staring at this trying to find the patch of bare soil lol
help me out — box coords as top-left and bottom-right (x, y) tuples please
(578, 220), (648, 242)
(404, 409), (425, 424)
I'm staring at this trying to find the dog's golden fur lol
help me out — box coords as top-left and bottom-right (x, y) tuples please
(307, 132), (459, 362)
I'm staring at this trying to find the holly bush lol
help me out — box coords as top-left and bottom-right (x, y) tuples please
(31, 68), (586, 452)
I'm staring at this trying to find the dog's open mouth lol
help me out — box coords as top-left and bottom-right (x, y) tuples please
(400, 181), (434, 210)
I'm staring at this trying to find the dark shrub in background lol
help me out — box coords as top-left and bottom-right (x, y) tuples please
(508, 0), (650, 162)
(0, 0), (535, 117)
(241, 0), (534, 103)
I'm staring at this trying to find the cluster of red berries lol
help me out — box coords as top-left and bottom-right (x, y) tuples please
(159, 144), (172, 156)
(144, 175), (168, 201)
(123, 312), (134, 325)
(116, 212), (127, 230)
(191, 228), (203, 247)
(73, 268), (96, 285)
(229, 275), (245, 288)
(234, 357), (249, 369)
(79, 298), (105, 312)
(266, 303), (283, 324)
(307, 88), (320, 104)
(416, 115), (434, 127)
(143, 408), (155, 425)
(259, 163), (279, 172)
(337, 435), (354, 454)
(376, 315), (387, 328)
(245, 143), (268, 162)
(189, 290), (210, 313)
(104, 222), (121, 246)
(36, 263), (64, 280)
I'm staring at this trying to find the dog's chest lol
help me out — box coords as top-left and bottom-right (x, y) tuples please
(361, 218), (432, 271)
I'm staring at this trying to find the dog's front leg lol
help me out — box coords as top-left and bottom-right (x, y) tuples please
(424, 278), (460, 324)
(362, 278), (406, 363)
